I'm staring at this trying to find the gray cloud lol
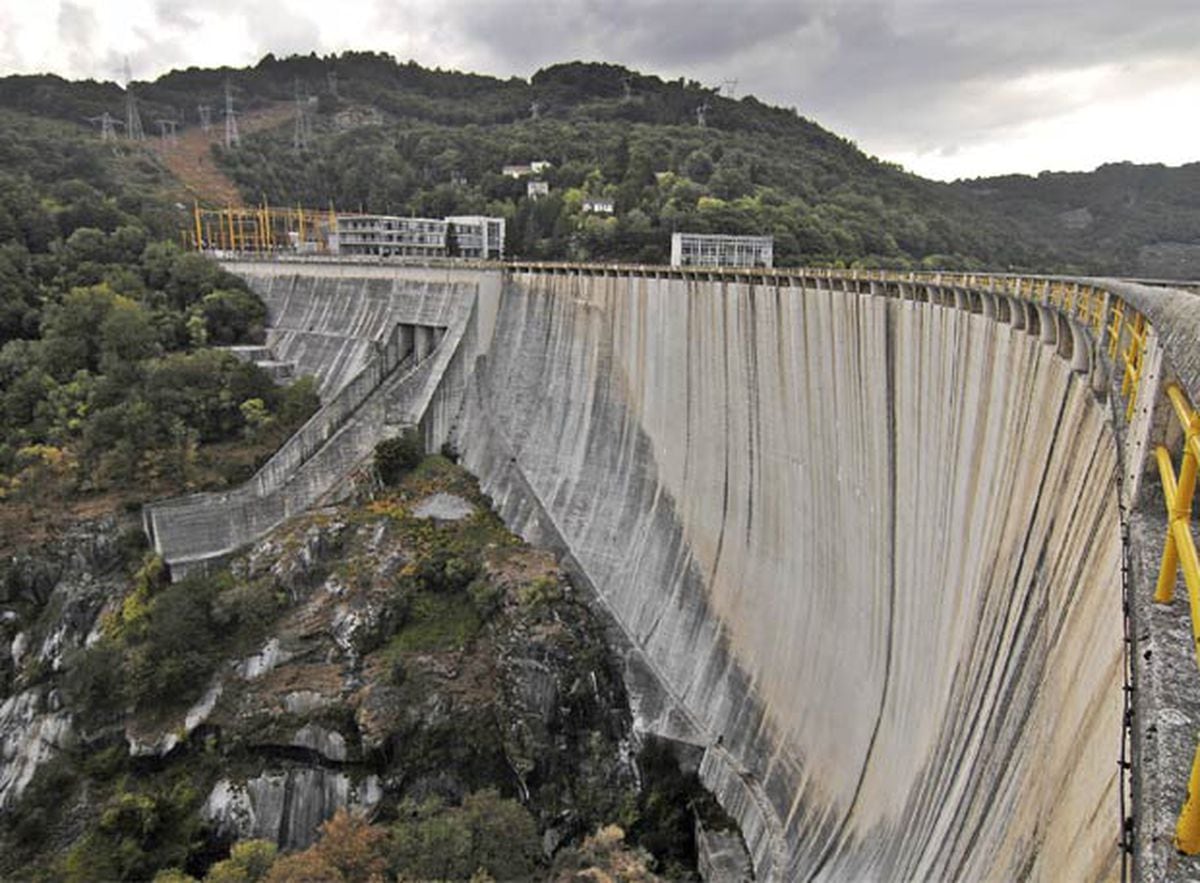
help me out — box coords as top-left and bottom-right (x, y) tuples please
(1, 0), (1197, 177)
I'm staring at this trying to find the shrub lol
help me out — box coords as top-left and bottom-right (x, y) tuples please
(389, 790), (541, 881)
(466, 577), (502, 618)
(204, 839), (277, 882)
(375, 430), (423, 486)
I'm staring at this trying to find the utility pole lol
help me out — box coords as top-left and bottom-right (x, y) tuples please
(293, 78), (310, 151)
(124, 59), (144, 141)
(223, 80), (240, 148)
(86, 112), (120, 142)
(621, 75), (634, 102)
(326, 69), (339, 100)
(156, 119), (178, 146)
(198, 104), (212, 132)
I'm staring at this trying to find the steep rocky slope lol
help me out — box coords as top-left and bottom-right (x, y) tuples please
(0, 456), (737, 881)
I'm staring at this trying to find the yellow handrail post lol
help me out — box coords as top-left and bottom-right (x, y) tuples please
(1109, 300), (1124, 359)
(193, 202), (203, 252)
(1150, 381), (1200, 853)
(1177, 742), (1200, 853)
(1123, 314), (1146, 421)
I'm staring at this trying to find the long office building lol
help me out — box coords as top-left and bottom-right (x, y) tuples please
(670, 232), (774, 268)
(333, 214), (505, 260)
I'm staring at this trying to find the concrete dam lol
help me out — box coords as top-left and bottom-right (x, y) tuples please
(144, 259), (1200, 880)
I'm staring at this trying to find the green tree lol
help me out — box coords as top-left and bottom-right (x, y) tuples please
(100, 295), (158, 373)
(197, 288), (266, 345)
(40, 283), (117, 379)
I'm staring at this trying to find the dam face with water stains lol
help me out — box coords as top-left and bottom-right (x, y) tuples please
(145, 259), (1200, 880)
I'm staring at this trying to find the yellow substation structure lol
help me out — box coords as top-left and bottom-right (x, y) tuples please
(188, 203), (338, 254)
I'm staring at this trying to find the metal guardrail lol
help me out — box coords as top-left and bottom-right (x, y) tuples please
(1153, 384), (1200, 852)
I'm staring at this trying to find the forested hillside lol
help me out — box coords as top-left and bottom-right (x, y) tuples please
(3, 53), (1199, 275)
(0, 111), (317, 547)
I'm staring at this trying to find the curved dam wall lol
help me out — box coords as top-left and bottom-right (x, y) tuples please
(146, 258), (1142, 878)
(455, 273), (1124, 880)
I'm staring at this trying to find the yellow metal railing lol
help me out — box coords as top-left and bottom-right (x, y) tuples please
(1153, 383), (1200, 852)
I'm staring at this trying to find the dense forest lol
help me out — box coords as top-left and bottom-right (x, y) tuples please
(0, 111), (317, 547)
(4, 54), (1199, 276)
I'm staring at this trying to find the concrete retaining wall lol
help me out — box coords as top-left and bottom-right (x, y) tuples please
(230, 262), (482, 398)
(144, 266), (496, 574)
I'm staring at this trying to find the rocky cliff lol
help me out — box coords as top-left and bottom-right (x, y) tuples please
(0, 457), (737, 881)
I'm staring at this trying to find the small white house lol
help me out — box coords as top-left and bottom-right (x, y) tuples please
(527, 180), (550, 199)
(582, 198), (615, 215)
(502, 160), (553, 178)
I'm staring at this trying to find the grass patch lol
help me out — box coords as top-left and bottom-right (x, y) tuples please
(383, 592), (481, 654)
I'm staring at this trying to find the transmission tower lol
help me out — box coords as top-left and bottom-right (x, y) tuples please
(695, 101), (710, 127)
(621, 75), (634, 102)
(722, 78), (739, 98)
(530, 100), (542, 121)
(293, 79), (311, 151)
(223, 80), (240, 148)
(198, 104), (212, 132)
(86, 112), (120, 142)
(156, 119), (178, 146)
(326, 69), (339, 99)
(124, 59), (145, 141)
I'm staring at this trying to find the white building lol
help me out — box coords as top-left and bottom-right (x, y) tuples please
(582, 198), (615, 214)
(334, 214), (505, 260)
(502, 160), (552, 178)
(670, 232), (773, 268)
(527, 180), (550, 199)
(445, 215), (506, 259)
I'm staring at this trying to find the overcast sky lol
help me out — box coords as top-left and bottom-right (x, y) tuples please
(1, 0), (1197, 181)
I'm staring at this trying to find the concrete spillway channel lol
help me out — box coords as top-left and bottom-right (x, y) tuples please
(143, 258), (1200, 880)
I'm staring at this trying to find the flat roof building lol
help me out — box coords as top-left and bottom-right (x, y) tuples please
(670, 232), (773, 269)
(333, 214), (505, 260)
